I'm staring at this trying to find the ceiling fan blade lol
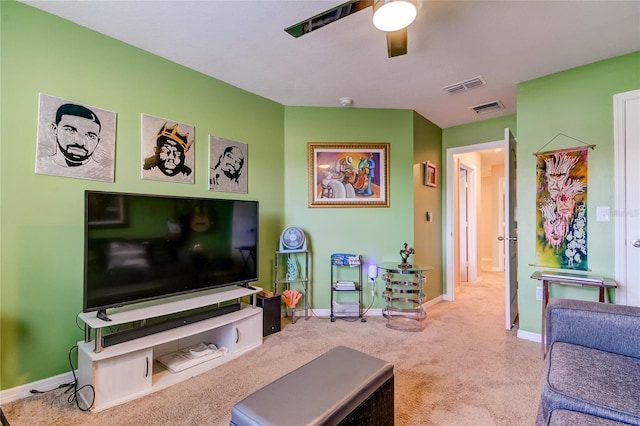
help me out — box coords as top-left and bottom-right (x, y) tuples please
(386, 29), (408, 58)
(285, 0), (373, 38)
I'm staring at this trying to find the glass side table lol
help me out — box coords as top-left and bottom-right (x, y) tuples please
(380, 262), (433, 331)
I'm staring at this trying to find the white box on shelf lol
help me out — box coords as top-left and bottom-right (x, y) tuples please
(332, 301), (360, 315)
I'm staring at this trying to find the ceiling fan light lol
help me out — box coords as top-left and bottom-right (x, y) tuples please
(373, 0), (417, 32)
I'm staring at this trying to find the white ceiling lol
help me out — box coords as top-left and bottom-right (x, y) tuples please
(19, 0), (640, 128)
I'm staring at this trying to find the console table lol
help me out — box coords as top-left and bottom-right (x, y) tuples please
(531, 270), (617, 358)
(380, 263), (433, 331)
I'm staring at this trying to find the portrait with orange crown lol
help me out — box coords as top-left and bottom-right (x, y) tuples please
(141, 114), (195, 184)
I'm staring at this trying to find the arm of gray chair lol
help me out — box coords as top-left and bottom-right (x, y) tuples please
(546, 298), (640, 358)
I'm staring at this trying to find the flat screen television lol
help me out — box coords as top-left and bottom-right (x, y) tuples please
(83, 190), (258, 315)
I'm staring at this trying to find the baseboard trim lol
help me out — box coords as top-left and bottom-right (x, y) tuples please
(309, 308), (384, 318)
(0, 371), (75, 404)
(313, 296), (444, 318)
(2, 298), (536, 404)
(424, 295), (444, 308)
(517, 329), (541, 343)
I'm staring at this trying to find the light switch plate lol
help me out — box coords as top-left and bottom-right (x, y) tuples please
(596, 206), (610, 222)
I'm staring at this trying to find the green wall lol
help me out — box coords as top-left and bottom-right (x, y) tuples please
(413, 112), (444, 299)
(282, 107), (443, 308)
(1, 2), (444, 390)
(3, 0), (636, 393)
(442, 52), (640, 335)
(443, 115), (517, 150)
(516, 52), (640, 333)
(0, 2), (285, 389)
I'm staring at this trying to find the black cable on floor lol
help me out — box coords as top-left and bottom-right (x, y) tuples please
(64, 345), (94, 412)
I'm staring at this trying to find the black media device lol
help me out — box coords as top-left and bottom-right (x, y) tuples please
(83, 190), (259, 316)
(257, 295), (281, 337)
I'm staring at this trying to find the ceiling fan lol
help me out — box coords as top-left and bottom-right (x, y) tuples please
(284, 0), (418, 58)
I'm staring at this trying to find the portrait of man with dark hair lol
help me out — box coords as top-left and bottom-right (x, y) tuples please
(35, 93), (116, 182)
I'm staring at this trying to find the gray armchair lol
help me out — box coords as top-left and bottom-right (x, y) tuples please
(536, 298), (640, 425)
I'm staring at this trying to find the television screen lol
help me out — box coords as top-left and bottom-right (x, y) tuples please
(83, 191), (258, 313)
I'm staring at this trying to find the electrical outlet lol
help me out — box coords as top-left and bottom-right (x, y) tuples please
(535, 286), (543, 301)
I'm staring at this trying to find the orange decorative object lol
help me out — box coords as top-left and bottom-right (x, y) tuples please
(281, 289), (302, 308)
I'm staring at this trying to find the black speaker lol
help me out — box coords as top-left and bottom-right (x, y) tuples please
(257, 295), (281, 337)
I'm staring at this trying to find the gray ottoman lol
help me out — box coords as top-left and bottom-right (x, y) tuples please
(230, 346), (394, 426)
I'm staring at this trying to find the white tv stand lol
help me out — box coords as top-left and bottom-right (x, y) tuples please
(77, 285), (263, 412)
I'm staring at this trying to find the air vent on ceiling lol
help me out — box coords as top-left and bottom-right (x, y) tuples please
(470, 100), (505, 115)
(442, 76), (486, 94)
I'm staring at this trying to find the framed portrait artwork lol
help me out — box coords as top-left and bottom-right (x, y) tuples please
(208, 135), (248, 193)
(424, 161), (437, 187)
(308, 142), (389, 208)
(141, 114), (195, 184)
(35, 93), (117, 182)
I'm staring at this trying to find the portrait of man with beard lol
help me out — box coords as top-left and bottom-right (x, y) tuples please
(35, 93), (116, 182)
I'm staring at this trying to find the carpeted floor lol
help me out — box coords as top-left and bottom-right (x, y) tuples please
(1, 272), (543, 425)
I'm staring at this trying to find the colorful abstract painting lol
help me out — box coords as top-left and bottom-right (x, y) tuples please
(535, 147), (588, 270)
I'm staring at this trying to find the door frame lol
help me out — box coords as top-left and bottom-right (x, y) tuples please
(445, 139), (504, 301)
(614, 89), (640, 306)
(458, 165), (476, 283)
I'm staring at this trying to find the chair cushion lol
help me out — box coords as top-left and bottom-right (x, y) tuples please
(540, 342), (640, 424)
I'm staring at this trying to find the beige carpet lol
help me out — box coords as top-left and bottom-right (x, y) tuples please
(2, 272), (543, 425)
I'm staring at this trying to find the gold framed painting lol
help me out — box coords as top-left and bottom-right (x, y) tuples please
(308, 142), (389, 208)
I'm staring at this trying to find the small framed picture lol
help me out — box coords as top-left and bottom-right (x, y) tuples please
(424, 161), (437, 187)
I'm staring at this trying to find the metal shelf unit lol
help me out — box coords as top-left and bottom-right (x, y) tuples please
(274, 250), (309, 322)
(330, 253), (365, 322)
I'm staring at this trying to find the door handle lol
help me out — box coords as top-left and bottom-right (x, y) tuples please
(632, 239), (640, 248)
(497, 236), (518, 242)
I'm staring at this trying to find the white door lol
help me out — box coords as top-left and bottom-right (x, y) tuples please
(615, 90), (640, 306)
(501, 129), (518, 329)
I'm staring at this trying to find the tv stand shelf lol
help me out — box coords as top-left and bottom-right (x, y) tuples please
(77, 285), (263, 412)
(80, 285), (261, 353)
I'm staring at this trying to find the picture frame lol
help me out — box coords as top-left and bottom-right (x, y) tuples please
(141, 114), (195, 184)
(87, 193), (127, 228)
(308, 142), (389, 208)
(424, 161), (437, 187)
(208, 135), (248, 194)
(35, 93), (117, 182)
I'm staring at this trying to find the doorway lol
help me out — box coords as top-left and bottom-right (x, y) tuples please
(445, 141), (506, 305)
